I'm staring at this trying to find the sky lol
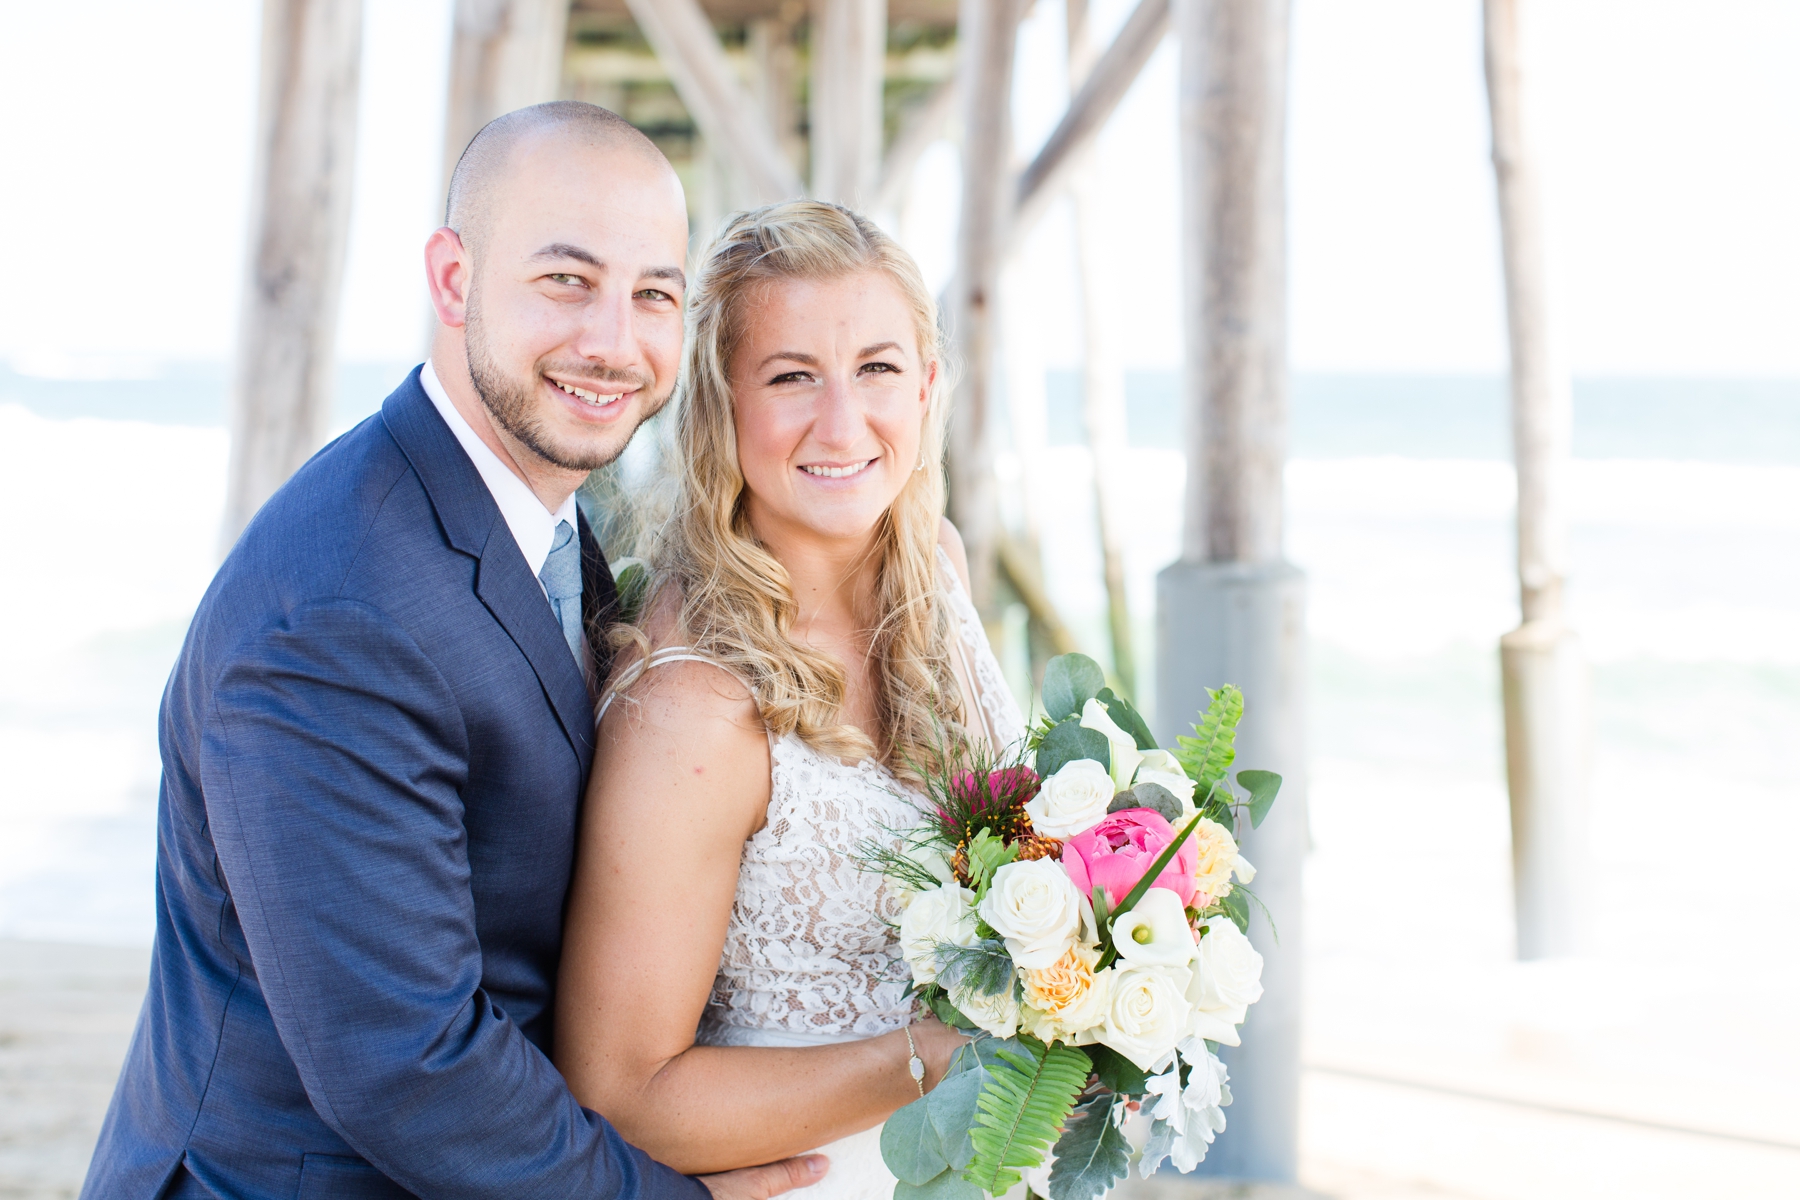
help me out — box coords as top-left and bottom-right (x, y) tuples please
(0, 0), (1795, 378)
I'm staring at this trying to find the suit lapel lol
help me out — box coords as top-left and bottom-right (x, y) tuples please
(381, 370), (597, 773)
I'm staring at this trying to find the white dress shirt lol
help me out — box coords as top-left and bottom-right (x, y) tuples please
(420, 362), (592, 679)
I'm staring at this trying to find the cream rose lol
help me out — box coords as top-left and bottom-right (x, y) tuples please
(898, 880), (976, 985)
(979, 859), (1083, 968)
(1080, 698), (1143, 788)
(1110, 888), (1198, 968)
(1100, 964), (1191, 1070)
(1134, 749), (1197, 806)
(1185, 917), (1264, 1046)
(1020, 942), (1111, 1043)
(951, 975), (1022, 1038)
(1189, 818), (1240, 903)
(1025, 758), (1114, 839)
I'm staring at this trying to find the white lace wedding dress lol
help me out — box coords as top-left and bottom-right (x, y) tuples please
(610, 549), (1025, 1200)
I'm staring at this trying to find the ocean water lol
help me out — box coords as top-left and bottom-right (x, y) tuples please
(3, 370), (1797, 1190)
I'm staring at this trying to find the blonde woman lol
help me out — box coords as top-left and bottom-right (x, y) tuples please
(554, 202), (1026, 1196)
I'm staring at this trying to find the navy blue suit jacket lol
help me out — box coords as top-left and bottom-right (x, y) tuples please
(84, 371), (705, 1200)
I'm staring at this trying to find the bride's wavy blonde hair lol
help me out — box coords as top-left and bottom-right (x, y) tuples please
(616, 200), (965, 778)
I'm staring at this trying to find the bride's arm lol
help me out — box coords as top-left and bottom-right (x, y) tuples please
(555, 660), (962, 1174)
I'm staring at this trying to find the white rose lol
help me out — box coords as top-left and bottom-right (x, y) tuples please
(1025, 758), (1114, 838)
(1110, 888), (1198, 967)
(1099, 964), (1191, 1070)
(1080, 698), (1143, 788)
(1134, 749), (1196, 806)
(978, 859), (1083, 968)
(898, 881), (976, 985)
(898, 838), (956, 894)
(1185, 917), (1264, 1046)
(950, 975), (1022, 1038)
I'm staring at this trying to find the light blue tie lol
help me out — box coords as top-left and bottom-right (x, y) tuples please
(539, 519), (584, 669)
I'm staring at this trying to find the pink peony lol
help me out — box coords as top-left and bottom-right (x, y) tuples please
(1061, 808), (1198, 910)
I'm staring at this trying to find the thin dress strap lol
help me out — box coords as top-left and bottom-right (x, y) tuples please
(595, 646), (738, 725)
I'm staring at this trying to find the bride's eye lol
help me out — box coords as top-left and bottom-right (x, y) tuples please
(859, 361), (901, 375)
(769, 370), (813, 385)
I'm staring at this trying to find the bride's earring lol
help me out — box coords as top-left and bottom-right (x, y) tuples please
(914, 459), (927, 474)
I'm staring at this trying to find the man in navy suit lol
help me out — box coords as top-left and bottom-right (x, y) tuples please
(82, 103), (826, 1200)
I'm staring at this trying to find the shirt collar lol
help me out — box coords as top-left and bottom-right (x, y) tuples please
(420, 359), (579, 584)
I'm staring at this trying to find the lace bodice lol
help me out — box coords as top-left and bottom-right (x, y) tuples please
(605, 548), (1026, 1045)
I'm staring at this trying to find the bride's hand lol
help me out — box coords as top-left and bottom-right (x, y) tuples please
(908, 1016), (971, 1093)
(698, 1154), (828, 1200)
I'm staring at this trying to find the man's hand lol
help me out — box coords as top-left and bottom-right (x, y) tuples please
(697, 1155), (828, 1200)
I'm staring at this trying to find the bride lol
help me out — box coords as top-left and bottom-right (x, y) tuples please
(554, 200), (1026, 1195)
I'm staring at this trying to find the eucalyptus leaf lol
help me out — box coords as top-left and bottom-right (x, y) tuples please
(1034, 719), (1110, 780)
(1125, 782), (1183, 823)
(1236, 769), (1282, 829)
(1042, 654), (1106, 722)
(1047, 1097), (1130, 1200)
(930, 991), (976, 1031)
(1085, 1043), (1147, 1095)
(882, 1096), (951, 1185)
(1220, 887), (1250, 934)
(925, 1062), (987, 1171)
(895, 1172), (985, 1200)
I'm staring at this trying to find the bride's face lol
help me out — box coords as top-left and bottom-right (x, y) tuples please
(730, 270), (934, 547)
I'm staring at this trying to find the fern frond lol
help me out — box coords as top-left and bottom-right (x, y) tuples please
(964, 1036), (1091, 1195)
(1174, 685), (1243, 789)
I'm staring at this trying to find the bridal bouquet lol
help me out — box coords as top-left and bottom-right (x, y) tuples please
(869, 654), (1281, 1200)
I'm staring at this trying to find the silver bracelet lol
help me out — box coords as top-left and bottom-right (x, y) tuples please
(904, 1022), (926, 1096)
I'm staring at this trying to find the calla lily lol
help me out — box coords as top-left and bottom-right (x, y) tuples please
(1110, 887), (1198, 967)
(1081, 698), (1143, 788)
(1134, 748), (1197, 805)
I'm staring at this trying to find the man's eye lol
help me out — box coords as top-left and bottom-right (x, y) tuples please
(636, 288), (673, 302)
(547, 273), (583, 286)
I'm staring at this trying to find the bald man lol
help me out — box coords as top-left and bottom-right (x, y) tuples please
(83, 103), (824, 1200)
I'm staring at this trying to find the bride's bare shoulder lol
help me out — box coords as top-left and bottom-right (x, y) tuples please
(937, 517), (974, 596)
(600, 584), (760, 742)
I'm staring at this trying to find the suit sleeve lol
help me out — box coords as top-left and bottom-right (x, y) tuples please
(201, 598), (708, 1200)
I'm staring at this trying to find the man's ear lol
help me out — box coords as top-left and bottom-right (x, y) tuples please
(424, 227), (472, 329)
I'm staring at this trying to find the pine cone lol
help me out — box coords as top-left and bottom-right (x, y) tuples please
(1013, 834), (1064, 862)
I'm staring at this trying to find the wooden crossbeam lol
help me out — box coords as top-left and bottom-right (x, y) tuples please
(622, 0), (805, 204)
(1012, 0), (1171, 244)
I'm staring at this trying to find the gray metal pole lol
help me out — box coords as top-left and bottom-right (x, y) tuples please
(1156, 0), (1303, 1183)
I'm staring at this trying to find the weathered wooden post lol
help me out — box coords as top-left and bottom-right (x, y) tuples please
(439, 0), (571, 202)
(946, 0), (1026, 620)
(1484, 0), (1590, 961)
(1156, 0), (1303, 1182)
(1067, 0), (1137, 698)
(221, 0), (364, 550)
(810, 0), (887, 205)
